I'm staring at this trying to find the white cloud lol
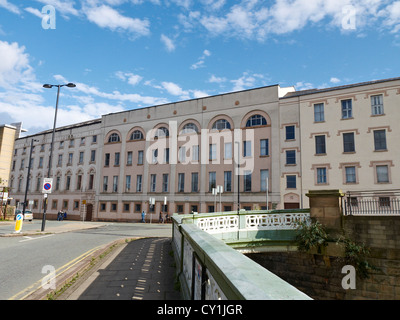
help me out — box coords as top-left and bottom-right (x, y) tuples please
(330, 77), (341, 84)
(0, 41), (36, 90)
(83, 4), (150, 37)
(115, 71), (143, 86)
(25, 7), (43, 18)
(208, 74), (226, 83)
(161, 81), (189, 99)
(0, 0), (21, 14)
(160, 34), (176, 52)
(191, 49), (211, 69)
(34, 0), (79, 17)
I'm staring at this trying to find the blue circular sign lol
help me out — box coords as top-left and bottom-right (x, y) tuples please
(44, 183), (52, 190)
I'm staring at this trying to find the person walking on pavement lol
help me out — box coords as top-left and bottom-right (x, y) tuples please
(141, 210), (146, 223)
(159, 211), (164, 224)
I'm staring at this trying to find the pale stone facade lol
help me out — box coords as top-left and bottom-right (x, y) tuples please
(7, 77), (399, 221)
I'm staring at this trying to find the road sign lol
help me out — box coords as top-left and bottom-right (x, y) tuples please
(14, 213), (23, 233)
(42, 178), (53, 194)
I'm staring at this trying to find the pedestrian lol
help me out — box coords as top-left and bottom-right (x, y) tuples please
(165, 212), (169, 223)
(141, 210), (146, 223)
(159, 211), (164, 224)
(57, 211), (62, 221)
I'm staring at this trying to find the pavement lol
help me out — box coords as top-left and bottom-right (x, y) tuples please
(0, 219), (182, 300)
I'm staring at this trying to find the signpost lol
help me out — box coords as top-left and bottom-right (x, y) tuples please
(14, 213), (23, 233)
(42, 178), (53, 194)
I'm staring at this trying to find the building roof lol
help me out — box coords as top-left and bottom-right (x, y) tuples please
(281, 77), (400, 99)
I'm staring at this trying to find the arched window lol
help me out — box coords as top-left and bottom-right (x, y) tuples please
(212, 119), (231, 130)
(180, 123), (199, 134)
(246, 115), (267, 127)
(108, 133), (121, 143)
(130, 130), (144, 140)
(155, 127), (169, 138)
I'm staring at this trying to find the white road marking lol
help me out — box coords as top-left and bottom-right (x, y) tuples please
(19, 234), (54, 243)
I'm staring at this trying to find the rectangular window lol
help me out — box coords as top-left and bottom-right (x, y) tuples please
(138, 150), (144, 165)
(152, 149), (158, 164)
(127, 151), (132, 165)
(209, 144), (217, 161)
(192, 145), (199, 162)
(376, 165), (389, 183)
(260, 169), (269, 191)
(105, 153), (110, 166)
(136, 175), (142, 192)
(162, 174), (169, 193)
(374, 130), (387, 151)
(243, 141), (252, 157)
(343, 132), (355, 153)
(178, 173), (185, 192)
(66, 176), (71, 191)
(314, 103), (325, 122)
(76, 175), (82, 190)
(114, 152), (120, 166)
(178, 146), (186, 163)
(371, 95), (384, 115)
(103, 176), (108, 192)
(244, 170), (252, 192)
(79, 151), (84, 164)
(150, 174), (156, 192)
(345, 166), (356, 183)
(224, 171), (232, 192)
(90, 150), (96, 162)
(191, 172), (199, 192)
(126, 175), (131, 191)
(260, 139), (269, 156)
(113, 176), (118, 192)
(209, 171), (216, 192)
(57, 154), (63, 166)
(341, 99), (353, 119)
(224, 142), (232, 159)
(286, 150), (296, 165)
(164, 148), (170, 164)
(89, 174), (94, 190)
(317, 168), (327, 184)
(286, 175), (296, 189)
(285, 125), (295, 140)
(315, 135), (326, 154)
(68, 153), (73, 165)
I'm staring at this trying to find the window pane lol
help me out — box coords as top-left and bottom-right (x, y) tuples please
(371, 95), (384, 115)
(224, 171), (232, 192)
(317, 168), (327, 184)
(376, 165), (389, 183)
(374, 130), (387, 150)
(244, 170), (251, 192)
(285, 126), (295, 140)
(345, 167), (356, 183)
(286, 175), (296, 189)
(341, 99), (352, 119)
(260, 139), (269, 156)
(260, 170), (269, 191)
(286, 150), (296, 165)
(343, 132), (355, 152)
(314, 103), (325, 122)
(315, 135), (326, 154)
(209, 172), (216, 192)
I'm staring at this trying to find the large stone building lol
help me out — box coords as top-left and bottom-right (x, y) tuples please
(7, 77), (400, 221)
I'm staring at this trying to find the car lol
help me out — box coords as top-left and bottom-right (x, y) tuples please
(14, 209), (33, 222)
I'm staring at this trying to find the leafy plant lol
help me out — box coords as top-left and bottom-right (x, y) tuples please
(295, 219), (329, 253)
(337, 237), (378, 279)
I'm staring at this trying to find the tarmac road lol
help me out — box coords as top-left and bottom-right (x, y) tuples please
(0, 220), (174, 300)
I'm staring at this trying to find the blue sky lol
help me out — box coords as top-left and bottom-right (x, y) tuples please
(0, 0), (399, 135)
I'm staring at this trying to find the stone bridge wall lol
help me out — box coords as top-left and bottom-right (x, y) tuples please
(246, 190), (400, 300)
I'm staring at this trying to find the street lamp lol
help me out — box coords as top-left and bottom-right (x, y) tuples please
(41, 83), (76, 231)
(22, 139), (39, 216)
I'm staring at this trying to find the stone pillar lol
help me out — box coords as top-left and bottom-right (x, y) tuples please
(306, 190), (344, 230)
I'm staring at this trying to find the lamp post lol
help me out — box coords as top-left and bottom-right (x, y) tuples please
(22, 139), (39, 216)
(41, 83), (76, 231)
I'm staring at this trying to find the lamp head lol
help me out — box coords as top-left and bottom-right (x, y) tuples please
(66, 83), (76, 88)
(43, 84), (53, 89)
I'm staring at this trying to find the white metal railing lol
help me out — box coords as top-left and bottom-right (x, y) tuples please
(246, 212), (309, 230)
(196, 215), (239, 234)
